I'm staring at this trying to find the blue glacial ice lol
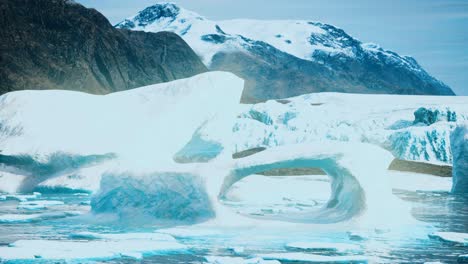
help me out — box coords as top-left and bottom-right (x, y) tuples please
(451, 122), (468, 193)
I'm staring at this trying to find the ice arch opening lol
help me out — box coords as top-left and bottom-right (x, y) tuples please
(221, 168), (332, 219)
(217, 143), (397, 224)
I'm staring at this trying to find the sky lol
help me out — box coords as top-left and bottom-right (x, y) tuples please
(77, 0), (468, 95)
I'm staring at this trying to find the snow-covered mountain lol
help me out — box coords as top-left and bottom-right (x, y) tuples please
(116, 3), (455, 103)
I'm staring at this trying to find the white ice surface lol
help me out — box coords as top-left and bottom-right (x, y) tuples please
(230, 93), (468, 166)
(0, 72), (243, 193)
(0, 172), (27, 193)
(0, 233), (186, 261)
(389, 171), (452, 192)
(0, 211), (80, 223)
(224, 174), (330, 211)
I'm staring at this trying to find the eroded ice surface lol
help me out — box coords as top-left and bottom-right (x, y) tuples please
(451, 122), (468, 193)
(230, 93), (468, 166)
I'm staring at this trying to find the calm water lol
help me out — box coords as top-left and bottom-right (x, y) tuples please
(0, 186), (467, 263)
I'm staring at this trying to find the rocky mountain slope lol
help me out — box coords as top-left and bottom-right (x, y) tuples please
(0, 0), (207, 95)
(116, 3), (455, 103)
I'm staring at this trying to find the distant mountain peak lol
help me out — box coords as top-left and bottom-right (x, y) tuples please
(116, 2), (205, 29)
(116, 3), (455, 102)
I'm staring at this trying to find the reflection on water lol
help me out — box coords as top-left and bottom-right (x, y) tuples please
(0, 186), (467, 263)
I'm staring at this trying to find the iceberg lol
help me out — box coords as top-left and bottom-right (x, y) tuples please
(91, 141), (406, 226)
(230, 93), (468, 166)
(219, 142), (407, 225)
(91, 170), (215, 223)
(0, 72), (243, 193)
(451, 123), (468, 193)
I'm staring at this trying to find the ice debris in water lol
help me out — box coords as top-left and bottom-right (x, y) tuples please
(259, 252), (370, 263)
(205, 256), (280, 264)
(428, 232), (468, 245)
(0, 212), (80, 223)
(0, 192), (41, 202)
(0, 233), (186, 261)
(285, 241), (361, 252)
(17, 200), (64, 210)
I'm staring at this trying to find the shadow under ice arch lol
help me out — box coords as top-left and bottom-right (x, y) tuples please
(217, 142), (397, 224)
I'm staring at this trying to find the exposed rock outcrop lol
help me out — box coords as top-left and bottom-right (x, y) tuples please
(0, 0), (207, 94)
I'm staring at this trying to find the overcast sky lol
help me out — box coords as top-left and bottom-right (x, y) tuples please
(77, 0), (468, 95)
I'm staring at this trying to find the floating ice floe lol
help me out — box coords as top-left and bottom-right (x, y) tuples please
(205, 256), (280, 264)
(428, 232), (468, 245)
(227, 246), (245, 254)
(17, 200), (64, 210)
(0, 211), (80, 223)
(0, 192), (41, 202)
(285, 241), (361, 252)
(69, 231), (177, 242)
(259, 252), (369, 263)
(0, 232), (186, 261)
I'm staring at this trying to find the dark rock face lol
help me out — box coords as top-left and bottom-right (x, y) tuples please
(210, 38), (455, 103)
(0, 0), (207, 95)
